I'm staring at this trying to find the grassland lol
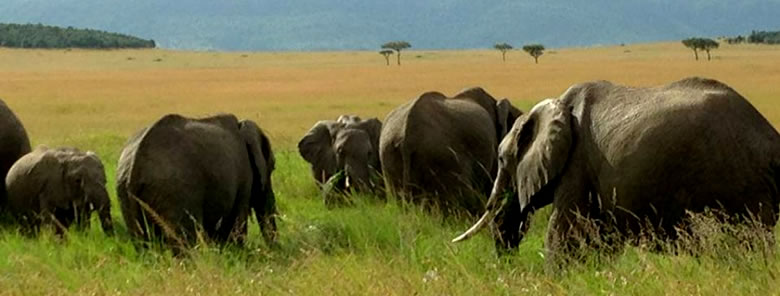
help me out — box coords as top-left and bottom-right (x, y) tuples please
(0, 42), (779, 295)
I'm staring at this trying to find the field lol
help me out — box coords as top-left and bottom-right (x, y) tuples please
(1, 42), (779, 295)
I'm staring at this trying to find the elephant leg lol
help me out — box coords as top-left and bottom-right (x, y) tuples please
(218, 193), (250, 245)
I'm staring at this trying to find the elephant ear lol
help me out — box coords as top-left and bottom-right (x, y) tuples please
(496, 98), (523, 140)
(350, 118), (382, 148)
(453, 87), (498, 116)
(298, 120), (339, 183)
(239, 120), (274, 188)
(514, 99), (572, 211)
(350, 117), (383, 170)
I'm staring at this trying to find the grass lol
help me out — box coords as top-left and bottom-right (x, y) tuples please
(1, 42), (780, 294)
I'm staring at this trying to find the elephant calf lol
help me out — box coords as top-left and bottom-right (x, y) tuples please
(5, 146), (113, 235)
(117, 113), (277, 249)
(298, 114), (383, 205)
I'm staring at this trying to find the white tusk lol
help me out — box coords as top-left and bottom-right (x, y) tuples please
(345, 176), (351, 188)
(451, 209), (497, 242)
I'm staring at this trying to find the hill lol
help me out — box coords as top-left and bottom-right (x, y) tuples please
(0, 23), (155, 49)
(1, 1), (779, 51)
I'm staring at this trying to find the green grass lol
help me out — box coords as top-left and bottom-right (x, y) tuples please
(2, 133), (779, 295)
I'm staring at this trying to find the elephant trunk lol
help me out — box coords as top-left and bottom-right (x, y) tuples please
(452, 170), (511, 242)
(98, 202), (114, 235)
(92, 188), (114, 235)
(343, 163), (370, 192)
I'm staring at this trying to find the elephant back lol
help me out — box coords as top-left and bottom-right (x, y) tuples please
(0, 98), (31, 208)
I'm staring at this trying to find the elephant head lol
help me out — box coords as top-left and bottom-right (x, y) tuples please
(453, 99), (572, 246)
(238, 120), (277, 245)
(60, 149), (113, 234)
(453, 87), (523, 141)
(298, 116), (383, 194)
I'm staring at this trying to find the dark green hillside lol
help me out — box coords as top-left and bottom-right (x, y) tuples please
(0, 23), (155, 49)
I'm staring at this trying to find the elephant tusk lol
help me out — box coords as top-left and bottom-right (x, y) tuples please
(452, 173), (510, 243)
(451, 208), (495, 243)
(345, 176), (351, 189)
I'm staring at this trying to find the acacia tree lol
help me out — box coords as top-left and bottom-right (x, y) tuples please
(522, 44), (545, 64)
(700, 38), (719, 61)
(381, 41), (411, 66)
(379, 50), (394, 65)
(682, 38), (701, 60)
(494, 43), (513, 62)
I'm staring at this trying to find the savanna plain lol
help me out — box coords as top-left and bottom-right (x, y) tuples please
(1, 42), (779, 295)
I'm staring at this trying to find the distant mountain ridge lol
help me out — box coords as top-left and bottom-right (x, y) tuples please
(1, 0), (779, 51)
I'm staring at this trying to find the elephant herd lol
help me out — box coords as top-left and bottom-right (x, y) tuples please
(0, 76), (778, 268)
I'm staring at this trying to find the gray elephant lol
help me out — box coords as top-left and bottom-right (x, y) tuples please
(453, 77), (780, 267)
(5, 146), (112, 235)
(380, 87), (522, 216)
(117, 113), (277, 248)
(298, 115), (383, 203)
(0, 98), (32, 212)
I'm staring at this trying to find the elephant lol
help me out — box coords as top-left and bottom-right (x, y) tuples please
(453, 77), (780, 267)
(298, 115), (383, 203)
(116, 113), (277, 248)
(5, 146), (113, 235)
(0, 98), (32, 212)
(379, 87), (522, 216)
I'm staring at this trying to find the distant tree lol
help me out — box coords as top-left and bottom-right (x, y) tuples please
(682, 38), (701, 60)
(381, 41), (411, 66)
(700, 38), (719, 61)
(522, 44), (545, 64)
(379, 50), (394, 66)
(494, 43), (513, 62)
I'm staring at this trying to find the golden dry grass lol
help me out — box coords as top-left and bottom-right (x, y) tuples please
(1, 42), (780, 295)
(1, 41), (778, 150)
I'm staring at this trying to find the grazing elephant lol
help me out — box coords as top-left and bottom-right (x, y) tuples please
(116, 113), (277, 248)
(5, 146), (113, 235)
(0, 98), (32, 211)
(298, 115), (383, 200)
(453, 77), (780, 267)
(380, 87), (522, 216)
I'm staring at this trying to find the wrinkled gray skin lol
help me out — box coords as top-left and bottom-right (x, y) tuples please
(454, 77), (780, 268)
(380, 87), (522, 216)
(117, 114), (277, 249)
(298, 115), (383, 200)
(0, 98), (32, 212)
(5, 146), (112, 236)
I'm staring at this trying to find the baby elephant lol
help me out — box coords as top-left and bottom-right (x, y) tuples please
(5, 146), (113, 236)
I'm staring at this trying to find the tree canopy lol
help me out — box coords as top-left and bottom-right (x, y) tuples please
(381, 41), (411, 65)
(0, 23), (155, 49)
(494, 43), (513, 62)
(379, 49), (394, 65)
(522, 44), (545, 64)
(682, 37), (719, 60)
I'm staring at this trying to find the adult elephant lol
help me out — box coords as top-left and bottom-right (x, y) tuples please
(117, 113), (277, 248)
(5, 146), (112, 235)
(453, 77), (780, 267)
(0, 98), (32, 211)
(299, 115), (383, 205)
(380, 87), (522, 216)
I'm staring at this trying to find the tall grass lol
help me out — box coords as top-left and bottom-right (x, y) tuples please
(1, 144), (778, 294)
